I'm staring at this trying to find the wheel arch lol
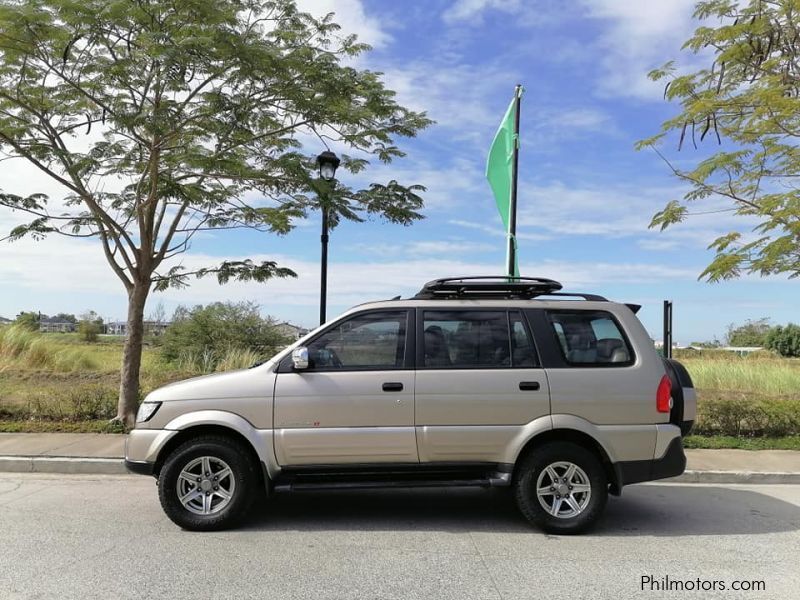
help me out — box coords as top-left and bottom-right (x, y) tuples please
(153, 410), (277, 491)
(512, 428), (621, 494)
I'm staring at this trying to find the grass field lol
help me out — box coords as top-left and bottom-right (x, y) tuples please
(0, 327), (200, 425)
(678, 353), (800, 399)
(1, 326), (799, 446)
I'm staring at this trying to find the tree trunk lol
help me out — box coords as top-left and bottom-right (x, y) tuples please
(117, 282), (150, 428)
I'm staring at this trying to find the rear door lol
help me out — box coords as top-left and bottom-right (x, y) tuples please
(414, 308), (551, 463)
(526, 307), (663, 425)
(273, 309), (417, 465)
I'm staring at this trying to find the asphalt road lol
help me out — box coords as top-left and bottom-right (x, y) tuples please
(0, 474), (798, 600)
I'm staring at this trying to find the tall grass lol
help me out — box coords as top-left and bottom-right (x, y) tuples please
(682, 357), (800, 398)
(679, 355), (800, 437)
(174, 346), (262, 374)
(0, 325), (99, 372)
(216, 348), (262, 372)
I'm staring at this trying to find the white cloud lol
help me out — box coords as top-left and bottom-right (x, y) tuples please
(442, 0), (557, 26)
(350, 239), (496, 257)
(512, 181), (752, 250)
(443, 0), (520, 23)
(449, 219), (551, 242)
(579, 0), (700, 100)
(522, 107), (619, 150)
(295, 0), (390, 48)
(380, 61), (519, 138)
(0, 230), (700, 326)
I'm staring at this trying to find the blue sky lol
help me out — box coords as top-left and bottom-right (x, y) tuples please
(0, 0), (796, 343)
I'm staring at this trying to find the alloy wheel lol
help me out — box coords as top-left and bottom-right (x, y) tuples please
(535, 461), (592, 519)
(176, 456), (236, 516)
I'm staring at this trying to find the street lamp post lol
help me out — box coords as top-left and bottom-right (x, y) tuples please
(316, 150), (340, 326)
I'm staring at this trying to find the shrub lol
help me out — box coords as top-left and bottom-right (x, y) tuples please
(726, 318), (771, 347)
(694, 394), (800, 437)
(13, 311), (41, 332)
(1, 383), (118, 422)
(765, 324), (800, 357)
(161, 302), (289, 370)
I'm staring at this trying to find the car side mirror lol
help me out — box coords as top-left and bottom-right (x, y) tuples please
(291, 346), (309, 370)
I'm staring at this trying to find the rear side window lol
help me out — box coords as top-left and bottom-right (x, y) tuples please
(546, 310), (633, 366)
(422, 310), (537, 369)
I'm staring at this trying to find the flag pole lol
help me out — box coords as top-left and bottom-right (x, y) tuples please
(506, 84), (522, 278)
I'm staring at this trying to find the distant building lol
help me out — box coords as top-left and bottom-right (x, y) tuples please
(720, 346), (762, 357)
(105, 321), (170, 337)
(275, 322), (310, 341)
(653, 340), (682, 350)
(39, 316), (76, 333)
(0, 316), (11, 325)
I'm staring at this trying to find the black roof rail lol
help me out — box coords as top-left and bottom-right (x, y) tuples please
(539, 291), (608, 302)
(414, 276), (563, 299)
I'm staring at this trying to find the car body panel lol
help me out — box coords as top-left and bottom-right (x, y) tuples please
(273, 370), (416, 465)
(414, 367), (551, 462)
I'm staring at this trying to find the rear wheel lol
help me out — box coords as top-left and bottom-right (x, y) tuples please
(514, 442), (607, 534)
(158, 435), (257, 531)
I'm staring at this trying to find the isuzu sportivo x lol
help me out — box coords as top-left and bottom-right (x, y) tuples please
(126, 276), (695, 534)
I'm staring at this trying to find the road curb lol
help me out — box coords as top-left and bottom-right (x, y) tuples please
(667, 469), (800, 485)
(0, 456), (127, 475)
(0, 457), (799, 483)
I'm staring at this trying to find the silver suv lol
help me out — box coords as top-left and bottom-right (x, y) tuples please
(126, 276), (695, 534)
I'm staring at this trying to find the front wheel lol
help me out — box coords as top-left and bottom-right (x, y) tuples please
(158, 435), (258, 531)
(514, 442), (608, 534)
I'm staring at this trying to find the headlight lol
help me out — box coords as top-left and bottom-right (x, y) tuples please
(136, 402), (162, 423)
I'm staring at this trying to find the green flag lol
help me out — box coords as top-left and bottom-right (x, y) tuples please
(486, 87), (522, 277)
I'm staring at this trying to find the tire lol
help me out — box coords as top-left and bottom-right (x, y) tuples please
(514, 442), (608, 535)
(663, 358), (695, 436)
(158, 435), (258, 531)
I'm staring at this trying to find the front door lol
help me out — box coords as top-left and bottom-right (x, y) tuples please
(273, 309), (416, 466)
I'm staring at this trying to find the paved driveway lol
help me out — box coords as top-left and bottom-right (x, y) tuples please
(0, 474), (798, 599)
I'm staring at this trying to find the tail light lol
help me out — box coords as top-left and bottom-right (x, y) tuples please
(656, 374), (672, 413)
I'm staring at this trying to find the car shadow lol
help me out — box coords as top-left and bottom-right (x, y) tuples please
(240, 484), (800, 537)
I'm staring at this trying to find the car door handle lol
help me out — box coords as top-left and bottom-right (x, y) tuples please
(519, 381), (540, 391)
(382, 382), (404, 392)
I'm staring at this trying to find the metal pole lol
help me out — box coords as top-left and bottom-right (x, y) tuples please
(663, 300), (673, 359)
(506, 84), (522, 278)
(319, 203), (329, 326)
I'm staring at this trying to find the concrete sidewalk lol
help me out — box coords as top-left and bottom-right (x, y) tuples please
(0, 432), (799, 482)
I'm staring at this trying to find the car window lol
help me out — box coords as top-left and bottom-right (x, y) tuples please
(545, 310), (633, 366)
(510, 311), (538, 367)
(307, 311), (406, 370)
(423, 310), (519, 369)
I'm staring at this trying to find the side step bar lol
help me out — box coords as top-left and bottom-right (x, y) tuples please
(273, 470), (512, 493)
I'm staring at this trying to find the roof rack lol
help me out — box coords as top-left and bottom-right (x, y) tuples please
(415, 276), (563, 299)
(413, 276), (609, 301)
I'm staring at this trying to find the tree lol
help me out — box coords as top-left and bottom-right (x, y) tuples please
(765, 323), (800, 356)
(53, 312), (77, 323)
(726, 317), (771, 346)
(161, 301), (288, 367)
(0, 0), (430, 426)
(78, 310), (103, 342)
(14, 311), (41, 331)
(639, 0), (800, 281)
